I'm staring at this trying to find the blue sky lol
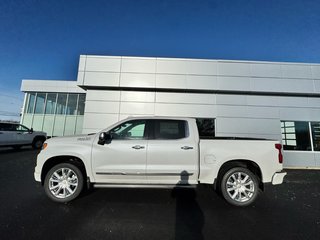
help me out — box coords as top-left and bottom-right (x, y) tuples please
(0, 0), (320, 120)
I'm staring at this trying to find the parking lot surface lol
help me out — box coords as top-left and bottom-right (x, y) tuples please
(0, 147), (319, 240)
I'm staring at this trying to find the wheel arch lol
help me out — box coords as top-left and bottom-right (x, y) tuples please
(41, 155), (88, 185)
(215, 159), (264, 191)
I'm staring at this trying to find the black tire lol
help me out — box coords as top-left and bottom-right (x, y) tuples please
(32, 137), (45, 149)
(220, 167), (259, 207)
(44, 163), (84, 203)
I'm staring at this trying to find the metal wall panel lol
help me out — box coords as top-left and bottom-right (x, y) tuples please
(120, 102), (155, 115)
(186, 75), (217, 90)
(217, 62), (251, 76)
(283, 152), (316, 168)
(86, 90), (120, 101)
(218, 76), (251, 91)
(311, 66), (320, 79)
(281, 64), (312, 79)
(155, 103), (216, 117)
(216, 95), (247, 105)
(315, 153), (320, 167)
(85, 101), (120, 114)
(279, 107), (311, 121)
(82, 113), (118, 131)
(84, 72), (120, 87)
(250, 63), (282, 78)
(251, 77), (314, 93)
(121, 57), (156, 73)
(155, 74), (186, 89)
(121, 91), (155, 102)
(156, 92), (215, 104)
(120, 73), (155, 88)
(246, 96), (279, 106)
(185, 60), (217, 75)
(156, 59), (187, 74)
(85, 56), (121, 72)
(78, 55), (86, 72)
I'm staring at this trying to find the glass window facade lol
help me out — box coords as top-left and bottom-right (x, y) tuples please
(34, 93), (46, 114)
(22, 92), (86, 137)
(66, 94), (78, 115)
(311, 122), (320, 151)
(45, 93), (57, 114)
(26, 93), (36, 113)
(24, 93), (86, 115)
(281, 121), (312, 151)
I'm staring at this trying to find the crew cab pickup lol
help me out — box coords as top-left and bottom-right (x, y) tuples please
(35, 117), (286, 206)
(0, 122), (47, 149)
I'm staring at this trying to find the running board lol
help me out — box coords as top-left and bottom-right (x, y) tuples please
(93, 183), (197, 189)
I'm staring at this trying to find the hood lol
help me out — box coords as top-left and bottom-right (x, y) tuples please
(46, 133), (97, 144)
(34, 131), (47, 136)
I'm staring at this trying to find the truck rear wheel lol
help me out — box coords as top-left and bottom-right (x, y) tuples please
(220, 167), (259, 207)
(44, 163), (84, 203)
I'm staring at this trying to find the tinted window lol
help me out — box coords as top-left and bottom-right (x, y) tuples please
(155, 120), (187, 139)
(311, 122), (320, 151)
(110, 120), (146, 140)
(281, 121), (311, 151)
(196, 118), (215, 139)
(0, 123), (13, 131)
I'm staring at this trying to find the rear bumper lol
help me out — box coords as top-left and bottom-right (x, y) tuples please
(271, 171), (287, 185)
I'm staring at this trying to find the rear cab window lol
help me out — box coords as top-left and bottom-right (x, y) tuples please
(196, 118), (215, 139)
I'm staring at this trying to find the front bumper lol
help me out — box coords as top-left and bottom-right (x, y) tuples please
(34, 171), (41, 182)
(272, 171), (287, 185)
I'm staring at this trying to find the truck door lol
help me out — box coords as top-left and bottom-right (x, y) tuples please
(15, 124), (33, 144)
(0, 123), (15, 146)
(146, 119), (199, 185)
(91, 119), (149, 184)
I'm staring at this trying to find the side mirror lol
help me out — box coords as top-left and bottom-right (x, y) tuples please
(29, 128), (34, 133)
(98, 132), (112, 145)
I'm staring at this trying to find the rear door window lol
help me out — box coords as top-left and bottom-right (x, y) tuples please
(154, 120), (188, 140)
(0, 123), (14, 131)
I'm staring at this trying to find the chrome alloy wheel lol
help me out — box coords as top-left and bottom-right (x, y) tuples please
(49, 168), (78, 199)
(226, 172), (255, 203)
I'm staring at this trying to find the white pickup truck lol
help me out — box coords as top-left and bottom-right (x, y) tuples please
(35, 117), (286, 206)
(0, 122), (47, 149)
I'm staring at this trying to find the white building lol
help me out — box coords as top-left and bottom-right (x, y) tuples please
(21, 55), (320, 168)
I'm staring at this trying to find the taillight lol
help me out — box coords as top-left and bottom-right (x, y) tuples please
(275, 143), (283, 164)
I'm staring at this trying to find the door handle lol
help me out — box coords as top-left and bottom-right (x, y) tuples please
(132, 145), (145, 150)
(181, 146), (193, 150)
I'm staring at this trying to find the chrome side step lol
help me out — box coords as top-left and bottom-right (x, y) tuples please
(93, 183), (197, 189)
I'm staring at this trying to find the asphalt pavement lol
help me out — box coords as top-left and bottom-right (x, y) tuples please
(0, 147), (319, 240)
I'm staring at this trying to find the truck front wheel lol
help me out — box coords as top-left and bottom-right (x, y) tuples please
(220, 167), (259, 207)
(44, 163), (84, 203)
